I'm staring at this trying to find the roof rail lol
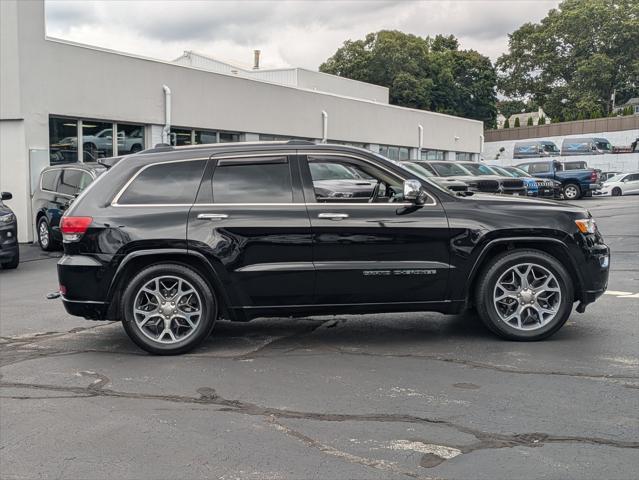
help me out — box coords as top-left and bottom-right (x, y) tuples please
(286, 139), (316, 145)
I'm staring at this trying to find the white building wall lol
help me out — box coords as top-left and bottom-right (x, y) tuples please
(2, 0), (484, 242)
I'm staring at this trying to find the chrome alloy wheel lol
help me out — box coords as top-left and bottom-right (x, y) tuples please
(132, 275), (202, 344)
(39, 221), (49, 248)
(493, 263), (561, 331)
(563, 184), (579, 199)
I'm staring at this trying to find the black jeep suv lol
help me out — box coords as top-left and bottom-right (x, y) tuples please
(57, 141), (609, 354)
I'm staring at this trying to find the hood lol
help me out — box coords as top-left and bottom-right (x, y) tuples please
(458, 191), (587, 214)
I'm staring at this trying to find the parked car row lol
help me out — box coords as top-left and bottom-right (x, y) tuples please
(514, 137), (614, 159)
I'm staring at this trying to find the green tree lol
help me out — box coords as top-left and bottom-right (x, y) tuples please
(503, 118), (510, 128)
(496, 99), (527, 119)
(527, 116), (534, 126)
(320, 31), (498, 126)
(514, 117), (521, 127)
(538, 115), (546, 125)
(496, 0), (639, 120)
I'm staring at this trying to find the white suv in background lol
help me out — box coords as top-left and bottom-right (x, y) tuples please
(598, 172), (639, 196)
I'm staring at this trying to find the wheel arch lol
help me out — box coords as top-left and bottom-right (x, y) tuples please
(105, 249), (235, 321)
(464, 237), (583, 306)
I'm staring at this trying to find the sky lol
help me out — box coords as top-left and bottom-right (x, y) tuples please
(45, 0), (561, 70)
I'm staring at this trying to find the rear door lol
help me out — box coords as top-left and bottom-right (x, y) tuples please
(624, 173), (639, 194)
(187, 153), (314, 308)
(300, 152), (450, 305)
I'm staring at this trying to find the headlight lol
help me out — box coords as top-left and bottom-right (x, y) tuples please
(575, 218), (597, 234)
(0, 213), (15, 224)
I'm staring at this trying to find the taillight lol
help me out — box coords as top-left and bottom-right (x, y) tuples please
(60, 216), (93, 242)
(590, 171), (598, 182)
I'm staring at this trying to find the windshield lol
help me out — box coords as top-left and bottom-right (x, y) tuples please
(503, 166), (529, 178)
(400, 162), (434, 177)
(605, 174), (625, 183)
(430, 162), (472, 177)
(386, 160), (451, 195)
(459, 163), (496, 176)
(542, 143), (560, 153)
(309, 162), (360, 181)
(595, 141), (611, 151)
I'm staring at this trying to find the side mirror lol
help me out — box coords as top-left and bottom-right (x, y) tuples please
(404, 179), (426, 205)
(1, 192), (12, 201)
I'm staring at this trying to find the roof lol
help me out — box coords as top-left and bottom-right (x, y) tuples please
(621, 97), (639, 106)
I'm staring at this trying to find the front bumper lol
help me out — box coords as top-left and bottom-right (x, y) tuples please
(0, 222), (19, 264)
(574, 236), (609, 305)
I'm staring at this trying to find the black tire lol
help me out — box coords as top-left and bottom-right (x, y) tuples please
(1, 250), (19, 269)
(121, 263), (216, 355)
(612, 187), (622, 197)
(562, 182), (581, 200)
(474, 249), (574, 341)
(37, 217), (57, 251)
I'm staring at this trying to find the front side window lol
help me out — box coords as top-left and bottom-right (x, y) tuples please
(309, 162), (360, 181)
(309, 156), (403, 203)
(211, 158), (292, 203)
(117, 160), (206, 205)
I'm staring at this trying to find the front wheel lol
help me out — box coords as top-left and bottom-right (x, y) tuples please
(475, 250), (574, 341)
(612, 187), (622, 197)
(121, 264), (217, 355)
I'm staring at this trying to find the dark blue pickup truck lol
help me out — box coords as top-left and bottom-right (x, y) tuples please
(515, 159), (601, 200)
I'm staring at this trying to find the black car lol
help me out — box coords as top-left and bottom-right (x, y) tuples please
(32, 163), (105, 251)
(453, 161), (527, 195)
(0, 192), (19, 269)
(57, 141), (609, 354)
(496, 165), (562, 199)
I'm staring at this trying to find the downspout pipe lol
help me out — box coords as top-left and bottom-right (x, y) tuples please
(162, 85), (172, 145)
(321, 110), (328, 143)
(418, 124), (424, 150)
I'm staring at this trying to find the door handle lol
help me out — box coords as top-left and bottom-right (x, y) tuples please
(318, 213), (349, 221)
(197, 213), (229, 220)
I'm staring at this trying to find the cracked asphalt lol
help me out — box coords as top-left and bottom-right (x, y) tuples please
(1, 196), (638, 480)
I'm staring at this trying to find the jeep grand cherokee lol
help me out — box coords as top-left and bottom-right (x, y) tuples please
(57, 141), (609, 354)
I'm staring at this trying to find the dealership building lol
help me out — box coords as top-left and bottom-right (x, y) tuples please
(1, 0), (484, 243)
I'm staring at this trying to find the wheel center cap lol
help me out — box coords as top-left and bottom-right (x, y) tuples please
(520, 289), (534, 303)
(161, 305), (174, 316)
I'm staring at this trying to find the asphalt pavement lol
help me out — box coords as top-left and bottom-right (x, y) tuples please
(1, 195), (638, 480)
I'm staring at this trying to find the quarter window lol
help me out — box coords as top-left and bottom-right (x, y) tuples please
(211, 159), (293, 203)
(117, 160), (206, 205)
(41, 171), (59, 192)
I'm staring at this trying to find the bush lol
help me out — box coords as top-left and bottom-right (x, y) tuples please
(514, 117), (521, 127)
(527, 116), (534, 126)
(538, 115), (546, 125)
(503, 118), (510, 128)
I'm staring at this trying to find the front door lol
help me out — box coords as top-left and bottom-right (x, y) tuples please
(187, 153), (314, 308)
(300, 153), (450, 306)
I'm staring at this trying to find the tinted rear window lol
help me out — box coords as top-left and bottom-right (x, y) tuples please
(58, 169), (86, 195)
(118, 160), (206, 205)
(211, 159), (292, 203)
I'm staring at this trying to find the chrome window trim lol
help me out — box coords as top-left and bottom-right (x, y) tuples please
(111, 157), (209, 206)
(111, 150), (437, 208)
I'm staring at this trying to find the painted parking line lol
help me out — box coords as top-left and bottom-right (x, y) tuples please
(604, 290), (639, 298)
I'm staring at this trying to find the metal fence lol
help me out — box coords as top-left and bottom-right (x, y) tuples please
(485, 116), (639, 142)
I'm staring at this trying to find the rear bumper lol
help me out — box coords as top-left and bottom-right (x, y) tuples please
(58, 254), (114, 320)
(61, 296), (110, 320)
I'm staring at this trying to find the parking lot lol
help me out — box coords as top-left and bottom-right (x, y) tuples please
(1, 195), (638, 479)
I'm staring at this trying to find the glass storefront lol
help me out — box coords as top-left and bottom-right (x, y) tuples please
(49, 116), (146, 164)
(82, 120), (113, 161)
(456, 152), (473, 161)
(420, 149), (445, 161)
(194, 130), (218, 145)
(49, 117), (79, 164)
(219, 131), (240, 143)
(379, 145), (409, 161)
(170, 128), (193, 146)
(117, 124), (145, 154)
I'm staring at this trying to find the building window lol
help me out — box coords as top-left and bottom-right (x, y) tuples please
(117, 124), (145, 154)
(49, 117), (79, 164)
(420, 149), (444, 161)
(194, 130), (218, 145)
(379, 145), (410, 161)
(82, 120), (113, 161)
(219, 131), (240, 143)
(170, 128), (193, 146)
(456, 152), (473, 161)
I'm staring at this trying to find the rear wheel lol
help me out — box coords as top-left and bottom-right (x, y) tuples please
(37, 217), (58, 251)
(475, 250), (574, 341)
(562, 182), (581, 200)
(121, 263), (216, 355)
(612, 187), (622, 196)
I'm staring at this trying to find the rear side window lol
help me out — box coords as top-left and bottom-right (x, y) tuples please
(41, 171), (59, 191)
(528, 163), (551, 174)
(58, 169), (85, 195)
(211, 158), (292, 203)
(117, 160), (206, 205)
